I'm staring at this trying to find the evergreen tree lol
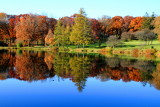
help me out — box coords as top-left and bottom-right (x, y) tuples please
(141, 12), (155, 30)
(62, 25), (72, 46)
(70, 8), (92, 48)
(54, 20), (72, 46)
(54, 20), (65, 46)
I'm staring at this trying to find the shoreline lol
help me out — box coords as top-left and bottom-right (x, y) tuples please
(1, 46), (160, 60)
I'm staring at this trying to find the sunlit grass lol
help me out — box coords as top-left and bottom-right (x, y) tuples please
(115, 40), (160, 50)
(0, 40), (160, 51)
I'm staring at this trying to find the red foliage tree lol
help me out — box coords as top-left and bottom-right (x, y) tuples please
(123, 16), (134, 32)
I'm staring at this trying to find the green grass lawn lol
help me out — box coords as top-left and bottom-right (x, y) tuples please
(62, 40), (160, 50)
(0, 40), (160, 51)
(115, 40), (160, 50)
(58, 42), (107, 49)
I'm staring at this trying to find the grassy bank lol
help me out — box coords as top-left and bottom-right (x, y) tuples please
(1, 40), (160, 57)
(57, 40), (160, 60)
(0, 46), (52, 52)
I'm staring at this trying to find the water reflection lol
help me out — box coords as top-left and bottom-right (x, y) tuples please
(0, 50), (160, 91)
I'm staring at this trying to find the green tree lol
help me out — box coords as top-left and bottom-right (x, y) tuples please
(54, 20), (71, 46)
(63, 25), (72, 46)
(152, 16), (160, 42)
(141, 12), (155, 30)
(70, 8), (92, 48)
(54, 20), (65, 46)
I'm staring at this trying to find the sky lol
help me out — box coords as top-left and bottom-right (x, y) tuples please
(0, 0), (160, 19)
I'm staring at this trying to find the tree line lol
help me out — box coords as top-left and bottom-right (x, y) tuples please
(0, 9), (160, 47)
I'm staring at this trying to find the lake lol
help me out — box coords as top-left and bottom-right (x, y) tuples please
(0, 49), (160, 107)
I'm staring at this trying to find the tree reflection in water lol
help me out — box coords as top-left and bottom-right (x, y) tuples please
(0, 50), (159, 91)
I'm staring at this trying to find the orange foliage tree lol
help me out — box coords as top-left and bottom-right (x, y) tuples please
(110, 16), (124, 36)
(129, 17), (144, 32)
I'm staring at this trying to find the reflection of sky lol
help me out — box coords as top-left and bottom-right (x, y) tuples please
(0, 77), (160, 107)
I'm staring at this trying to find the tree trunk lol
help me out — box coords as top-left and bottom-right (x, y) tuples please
(9, 39), (11, 47)
(28, 40), (30, 47)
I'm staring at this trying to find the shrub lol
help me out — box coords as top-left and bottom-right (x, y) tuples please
(106, 35), (122, 48)
(121, 32), (135, 41)
(134, 29), (156, 45)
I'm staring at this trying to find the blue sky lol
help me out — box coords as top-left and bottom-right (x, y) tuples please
(0, 0), (160, 19)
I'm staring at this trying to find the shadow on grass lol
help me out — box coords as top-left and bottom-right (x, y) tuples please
(117, 44), (136, 48)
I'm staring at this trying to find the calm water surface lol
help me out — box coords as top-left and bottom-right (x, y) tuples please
(0, 50), (160, 107)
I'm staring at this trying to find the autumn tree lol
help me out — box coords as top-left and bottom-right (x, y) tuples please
(15, 14), (48, 46)
(110, 16), (124, 36)
(98, 15), (112, 35)
(8, 16), (17, 44)
(89, 18), (105, 47)
(70, 8), (92, 48)
(60, 17), (74, 27)
(15, 16), (33, 45)
(0, 13), (7, 21)
(123, 16), (134, 32)
(5, 14), (30, 46)
(45, 29), (54, 46)
(129, 17), (144, 32)
(46, 18), (57, 32)
(0, 13), (10, 44)
(0, 13), (17, 46)
(89, 19), (100, 38)
(95, 16), (112, 47)
(0, 20), (9, 40)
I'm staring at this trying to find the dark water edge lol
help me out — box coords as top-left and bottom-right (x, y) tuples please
(0, 49), (160, 107)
